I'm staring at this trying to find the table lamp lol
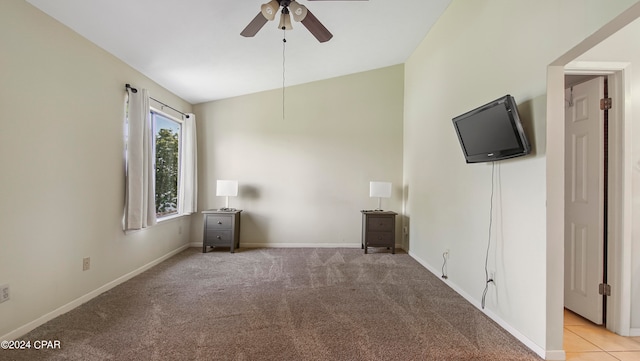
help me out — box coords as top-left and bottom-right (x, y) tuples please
(369, 181), (391, 211)
(216, 180), (238, 211)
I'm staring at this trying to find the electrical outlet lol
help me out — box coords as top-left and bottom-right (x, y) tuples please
(0, 284), (9, 303)
(178, 225), (183, 235)
(83, 257), (90, 271)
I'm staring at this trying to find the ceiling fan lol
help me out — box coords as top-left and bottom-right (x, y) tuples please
(241, 0), (367, 43)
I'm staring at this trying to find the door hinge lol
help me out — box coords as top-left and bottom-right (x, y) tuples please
(600, 97), (612, 110)
(599, 283), (611, 296)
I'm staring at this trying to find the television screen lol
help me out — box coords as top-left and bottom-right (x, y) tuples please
(452, 95), (531, 163)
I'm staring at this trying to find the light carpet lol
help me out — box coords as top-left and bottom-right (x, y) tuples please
(2, 247), (542, 360)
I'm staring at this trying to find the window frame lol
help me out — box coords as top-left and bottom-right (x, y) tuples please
(150, 106), (183, 221)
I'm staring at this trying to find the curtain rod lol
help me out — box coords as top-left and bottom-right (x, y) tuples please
(125, 84), (190, 118)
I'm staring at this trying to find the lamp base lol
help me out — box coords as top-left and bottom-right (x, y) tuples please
(375, 197), (383, 211)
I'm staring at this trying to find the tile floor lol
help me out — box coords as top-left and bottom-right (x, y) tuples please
(564, 309), (640, 360)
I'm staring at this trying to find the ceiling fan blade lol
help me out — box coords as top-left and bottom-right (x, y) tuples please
(300, 10), (333, 43)
(240, 12), (269, 37)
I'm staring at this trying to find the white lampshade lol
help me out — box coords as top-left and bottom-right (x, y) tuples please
(216, 180), (238, 197)
(369, 181), (392, 198)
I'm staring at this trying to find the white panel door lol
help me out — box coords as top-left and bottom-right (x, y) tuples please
(564, 77), (604, 325)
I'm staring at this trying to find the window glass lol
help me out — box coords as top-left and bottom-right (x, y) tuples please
(151, 110), (181, 218)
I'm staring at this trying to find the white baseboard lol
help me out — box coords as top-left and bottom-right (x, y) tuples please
(408, 250), (555, 360)
(630, 328), (640, 336)
(240, 242), (362, 248)
(193, 242), (404, 250)
(192, 242), (363, 249)
(1, 244), (190, 342)
(543, 350), (567, 360)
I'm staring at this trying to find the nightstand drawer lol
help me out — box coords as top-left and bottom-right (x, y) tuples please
(367, 217), (393, 232)
(366, 231), (393, 246)
(205, 230), (232, 245)
(206, 216), (232, 230)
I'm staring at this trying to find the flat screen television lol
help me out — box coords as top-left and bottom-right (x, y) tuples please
(452, 95), (531, 163)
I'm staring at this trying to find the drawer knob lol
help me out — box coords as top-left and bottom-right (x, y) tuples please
(217, 221), (222, 224)
(216, 236), (222, 239)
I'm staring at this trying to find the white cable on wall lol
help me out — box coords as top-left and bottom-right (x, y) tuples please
(481, 162), (496, 309)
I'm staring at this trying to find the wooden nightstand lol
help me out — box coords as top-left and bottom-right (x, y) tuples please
(202, 209), (242, 253)
(361, 211), (397, 254)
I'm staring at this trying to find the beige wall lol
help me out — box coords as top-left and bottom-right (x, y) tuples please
(403, 0), (639, 358)
(0, 0), (193, 339)
(192, 65), (405, 247)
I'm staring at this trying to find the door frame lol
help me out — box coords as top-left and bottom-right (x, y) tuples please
(563, 62), (632, 336)
(545, 5), (639, 358)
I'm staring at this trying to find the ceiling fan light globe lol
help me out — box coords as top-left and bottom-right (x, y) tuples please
(288, 1), (308, 22)
(278, 12), (293, 30)
(260, 1), (279, 21)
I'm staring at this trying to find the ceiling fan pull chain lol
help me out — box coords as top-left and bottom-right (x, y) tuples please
(282, 28), (286, 120)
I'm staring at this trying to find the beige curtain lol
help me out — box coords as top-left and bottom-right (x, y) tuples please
(124, 88), (156, 230)
(178, 113), (197, 214)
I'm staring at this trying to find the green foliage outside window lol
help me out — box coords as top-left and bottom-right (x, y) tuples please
(153, 113), (180, 217)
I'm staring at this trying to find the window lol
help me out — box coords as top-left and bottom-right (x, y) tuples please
(124, 86), (196, 231)
(151, 109), (182, 219)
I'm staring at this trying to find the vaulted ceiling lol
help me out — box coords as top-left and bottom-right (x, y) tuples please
(26, 0), (452, 104)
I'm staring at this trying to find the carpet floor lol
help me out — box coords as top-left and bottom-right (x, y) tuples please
(2, 247), (542, 360)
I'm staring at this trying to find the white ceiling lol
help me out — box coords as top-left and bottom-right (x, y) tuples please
(26, 0), (451, 104)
